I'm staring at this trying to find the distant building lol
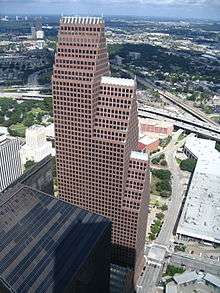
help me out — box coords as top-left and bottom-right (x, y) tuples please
(138, 136), (160, 153)
(31, 26), (36, 39)
(0, 185), (111, 293)
(36, 30), (44, 39)
(0, 134), (22, 192)
(129, 52), (141, 60)
(139, 118), (174, 136)
(20, 125), (54, 168)
(36, 40), (46, 49)
(115, 55), (124, 65)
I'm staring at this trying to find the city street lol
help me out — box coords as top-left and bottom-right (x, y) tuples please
(137, 130), (188, 292)
(156, 130), (186, 246)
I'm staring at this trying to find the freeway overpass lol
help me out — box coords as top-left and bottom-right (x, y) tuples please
(0, 91), (51, 101)
(138, 108), (220, 142)
(112, 65), (218, 127)
(158, 90), (218, 126)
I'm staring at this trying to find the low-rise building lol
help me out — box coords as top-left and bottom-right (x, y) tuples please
(20, 125), (54, 168)
(139, 118), (174, 136)
(177, 137), (220, 244)
(166, 271), (220, 293)
(138, 136), (160, 153)
(0, 133), (22, 192)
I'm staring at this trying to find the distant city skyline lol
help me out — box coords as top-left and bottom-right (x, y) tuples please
(1, 0), (220, 20)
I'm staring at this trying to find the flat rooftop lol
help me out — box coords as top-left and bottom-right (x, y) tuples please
(139, 136), (159, 145)
(139, 117), (173, 128)
(101, 76), (135, 87)
(130, 151), (149, 161)
(0, 186), (111, 292)
(177, 137), (220, 244)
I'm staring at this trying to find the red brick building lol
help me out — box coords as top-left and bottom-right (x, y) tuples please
(138, 136), (160, 153)
(139, 118), (174, 136)
(53, 16), (150, 283)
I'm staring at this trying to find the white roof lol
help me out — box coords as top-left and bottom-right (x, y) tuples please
(130, 151), (148, 161)
(101, 76), (135, 87)
(148, 245), (166, 263)
(184, 136), (216, 159)
(61, 16), (103, 25)
(177, 137), (220, 244)
(139, 136), (158, 145)
(204, 273), (220, 288)
(166, 283), (178, 293)
(173, 271), (198, 285)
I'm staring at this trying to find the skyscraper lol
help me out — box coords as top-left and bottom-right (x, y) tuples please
(0, 133), (22, 192)
(53, 16), (150, 282)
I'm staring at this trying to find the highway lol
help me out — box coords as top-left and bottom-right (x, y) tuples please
(0, 91), (51, 100)
(138, 109), (220, 142)
(138, 106), (220, 135)
(112, 65), (218, 127)
(158, 90), (218, 126)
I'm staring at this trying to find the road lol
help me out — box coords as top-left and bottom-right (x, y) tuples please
(138, 109), (220, 142)
(137, 130), (187, 292)
(156, 130), (186, 246)
(0, 91), (51, 100)
(159, 90), (218, 126)
(112, 64), (218, 126)
(170, 252), (220, 276)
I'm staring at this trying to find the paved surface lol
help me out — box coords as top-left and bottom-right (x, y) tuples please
(159, 90), (218, 126)
(0, 91), (51, 100)
(170, 252), (220, 276)
(137, 130), (187, 292)
(156, 130), (186, 246)
(138, 109), (220, 142)
(112, 65), (217, 127)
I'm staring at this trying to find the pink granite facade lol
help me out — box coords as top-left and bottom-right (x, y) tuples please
(53, 16), (150, 283)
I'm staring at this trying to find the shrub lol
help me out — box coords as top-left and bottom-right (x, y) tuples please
(180, 159), (196, 172)
(151, 169), (171, 180)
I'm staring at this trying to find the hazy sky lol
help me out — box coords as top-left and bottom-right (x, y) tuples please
(1, 0), (220, 20)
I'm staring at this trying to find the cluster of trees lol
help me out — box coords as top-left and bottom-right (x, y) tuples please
(149, 218), (163, 241)
(0, 96), (53, 137)
(174, 243), (186, 252)
(165, 265), (185, 277)
(38, 70), (53, 85)
(180, 159), (196, 173)
(151, 169), (172, 198)
(216, 143), (220, 152)
(24, 160), (35, 171)
(160, 136), (172, 148)
(151, 153), (167, 166)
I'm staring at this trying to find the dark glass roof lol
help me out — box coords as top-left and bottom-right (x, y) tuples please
(0, 186), (111, 293)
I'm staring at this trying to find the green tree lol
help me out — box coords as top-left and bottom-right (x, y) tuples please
(156, 212), (165, 220)
(161, 204), (168, 211)
(180, 159), (196, 172)
(152, 169), (171, 180)
(216, 143), (220, 152)
(24, 160), (35, 171)
(165, 265), (185, 277)
(23, 113), (35, 127)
